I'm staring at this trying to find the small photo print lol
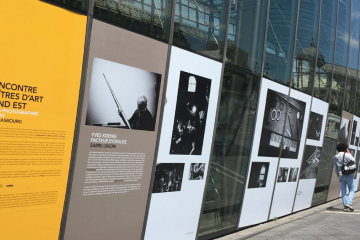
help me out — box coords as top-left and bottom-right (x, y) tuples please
(277, 167), (289, 182)
(350, 149), (355, 158)
(170, 71), (211, 155)
(188, 163), (206, 180)
(300, 145), (321, 179)
(152, 163), (185, 193)
(350, 120), (357, 145)
(248, 162), (270, 188)
(288, 167), (299, 182)
(338, 118), (350, 144)
(85, 57), (161, 131)
(307, 112), (323, 141)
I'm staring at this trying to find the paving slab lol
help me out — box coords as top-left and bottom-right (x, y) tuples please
(216, 192), (360, 240)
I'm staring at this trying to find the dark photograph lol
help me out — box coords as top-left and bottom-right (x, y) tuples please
(188, 163), (206, 180)
(300, 145), (321, 179)
(338, 118), (350, 144)
(170, 71), (211, 155)
(248, 162), (270, 188)
(258, 89), (306, 159)
(350, 120), (357, 145)
(307, 112), (323, 141)
(85, 58), (161, 131)
(152, 163), (185, 193)
(288, 167), (299, 182)
(277, 167), (289, 182)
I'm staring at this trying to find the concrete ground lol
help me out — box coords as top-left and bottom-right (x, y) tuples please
(216, 192), (360, 240)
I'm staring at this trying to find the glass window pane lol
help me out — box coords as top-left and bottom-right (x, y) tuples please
(334, 0), (350, 68)
(331, 0), (350, 108)
(94, 0), (173, 42)
(355, 80), (360, 116)
(312, 105), (341, 206)
(344, 76), (357, 112)
(263, 0), (298, 84)
(292, 0), (321, 95)
(173, 0), (229, 60)
(198, 66), (260, 238)
(347, 0), (360, 73)
(226, 0), (268, 75)
(46, 0), (89, 11)
(314, 0), (338, 101)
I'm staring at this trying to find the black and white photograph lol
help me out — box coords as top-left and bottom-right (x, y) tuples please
(350, 149), (355, 158)
(350, 120), (357, 145)
(152, 163), (185, 193)
(85, 58), (161, 131)
(300, 145), (321, 179)
(169, 71), (211, 155)
(188, 163), (205, 180)
(248, 162), (270, 188)
(288, 167), (299, 182)
(307, 112), (323, 141)
(277, 167), (289, 182)
(258, 89), (306, 159)
(338, 118), (350, 144)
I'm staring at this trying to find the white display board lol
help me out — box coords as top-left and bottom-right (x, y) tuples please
(238, 78), (290, 227)
(269, 89), (311, 218)
(293, 98), (328, 212)
(347, 115), (360, 193)
(144, 47), (222, 240)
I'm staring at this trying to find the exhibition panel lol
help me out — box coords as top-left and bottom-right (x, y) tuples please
(0, 1), (86, 240)
(62, 20), (168, 240)
(268, 88), (311, 218)
(238, 78), (290, 227)
(198, 67), (261, 239)
(293, 98), (328, 212)
(350, 115), (360, 192)
(144, 47), (222, 240)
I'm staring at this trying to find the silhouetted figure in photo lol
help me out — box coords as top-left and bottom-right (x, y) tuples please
(127, 95), (154, 131)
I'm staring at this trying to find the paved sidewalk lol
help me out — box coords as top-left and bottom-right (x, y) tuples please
(216, 192), (360, 240)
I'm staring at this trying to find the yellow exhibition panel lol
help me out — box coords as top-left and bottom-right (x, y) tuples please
(0, 1), (86, 239)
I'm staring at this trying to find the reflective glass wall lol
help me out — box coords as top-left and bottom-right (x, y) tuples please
(198, 66), (260, 239)
(93, 0), (173, 42)
(263, 0), (298, 85)
(291, 0), (321, 95)
(226, 0), (268, 75)
(314, 0), (338, 102)
(42, 0), (360, 239)
(173, 0), (229, 60)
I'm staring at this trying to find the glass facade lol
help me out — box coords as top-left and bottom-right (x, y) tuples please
(263, 0), (298, 85)
(226, 0), (268, 74)
(198, 66), (260, 238)
(94, 0), (173, 42)
(45, 0), (89, 11)
(314, 0), (338, 102)
(173, 0), (229, 60)
(28, 0), (360, 239)
(292, 0), (320, 95)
